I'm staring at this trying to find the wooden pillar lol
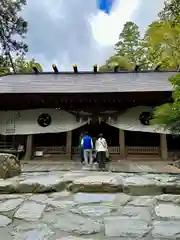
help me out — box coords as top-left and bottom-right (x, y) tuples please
(119, 129), (126, 159)
(160, 133), (168, 160)
(66, 131), (72, 159)
(24, 135), (33, 160)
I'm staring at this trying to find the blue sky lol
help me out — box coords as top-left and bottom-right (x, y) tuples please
(23, 0), (165, 70)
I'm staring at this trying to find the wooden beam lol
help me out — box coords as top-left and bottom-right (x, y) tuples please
(160, 134), (168, 160)
(119, 129), (126, 159)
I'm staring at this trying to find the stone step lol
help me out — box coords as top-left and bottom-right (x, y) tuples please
(22, 160), (180, 174)
(0, 170), (180, 194)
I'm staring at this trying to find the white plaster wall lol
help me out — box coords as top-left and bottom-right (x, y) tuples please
(0, 109), (86, 135)
(0, 106), (169, 135)
(108, 106), (169, 134)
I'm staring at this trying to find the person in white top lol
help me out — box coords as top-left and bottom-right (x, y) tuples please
(95, 133), (108, 170)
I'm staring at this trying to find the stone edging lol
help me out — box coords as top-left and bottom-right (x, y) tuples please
(1, 171), (180, 195)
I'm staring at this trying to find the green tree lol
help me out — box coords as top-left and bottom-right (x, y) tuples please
(144, 0), (180, 69)
(99, 55), (133, 71)
(0, 56), (10, 75)
(14, 56), (43, 73)
(158, 0), (180, 23)
(100, 1), (180, 71)
(152, 74), (180, 135)
(115, 21), (143, 64)
(0, 57), (43, 76)
(145, 21), (180, 69)
(150, 1), (180, 133)
(0, 0), (28, 72)
(100, 21), (145, 71)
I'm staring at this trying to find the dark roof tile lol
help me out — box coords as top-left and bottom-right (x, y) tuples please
(0, 71), (176, 93)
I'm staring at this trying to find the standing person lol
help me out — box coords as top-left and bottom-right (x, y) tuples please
(81, 132), (93, 166)
(95, 133), (108, 170)
(79, 132), (84, 163)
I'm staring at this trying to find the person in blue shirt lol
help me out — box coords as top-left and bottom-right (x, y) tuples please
(81, 131), (93, 166)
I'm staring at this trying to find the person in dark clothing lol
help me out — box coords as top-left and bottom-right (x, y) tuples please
(79, 132), (84, 163)
(95, 133), (108, 170)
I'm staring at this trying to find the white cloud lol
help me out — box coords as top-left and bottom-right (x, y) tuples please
(90, 0), (141, 46)
(23, 0), (165, 70)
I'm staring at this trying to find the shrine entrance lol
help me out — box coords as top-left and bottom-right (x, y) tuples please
(72, 121), (119, 147)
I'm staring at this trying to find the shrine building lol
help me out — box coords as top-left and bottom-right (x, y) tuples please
(0, 65), (178, 161)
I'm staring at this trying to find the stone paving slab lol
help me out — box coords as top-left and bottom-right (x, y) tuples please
(0, 170), (180, 194)
(104, 217), (151, 238)
(0, 192), (179, 239)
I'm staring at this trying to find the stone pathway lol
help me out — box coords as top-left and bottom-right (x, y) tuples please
(1, 170), (180, 195)
(0, 191), (180, 239)
(21, 160), (180, 173)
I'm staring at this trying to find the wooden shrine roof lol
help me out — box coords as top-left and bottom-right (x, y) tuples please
(0, 70), (177, 94)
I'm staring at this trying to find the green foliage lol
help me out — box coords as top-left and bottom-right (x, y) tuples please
(146, 21), (180, 68)
(14, 56), (43, 73)
(0, 56), (43, 76)
(100, 21), (145, 71)
(100, 0), (180, 71)
(99, 55), (133, 71)
(0, 0), (28, 68)
(0, 56), (10, 75)
(152, 74), (180, 135)
(100, 0), (180, 135)
(115, 21), (142, 64)
(148, 1), (180, 134)
(148, 0), (180, 68)
(158, 0), (180, 23)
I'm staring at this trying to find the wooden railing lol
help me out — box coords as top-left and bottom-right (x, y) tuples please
(35, 146), (66, 154)
(35, 146), (160, 155)
(0, 141), (14, 149)
(126, 146), (160, 155)
(72, 147), (79, 154)
(109, 146), (120, 153)
(72, 146), (120, 154)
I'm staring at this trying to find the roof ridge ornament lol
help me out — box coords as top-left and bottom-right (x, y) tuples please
(32, 65), (39, 74)
(73, 64), (78, 73)
(134, 64), (140, 72)
(154, 63), (161, 71)
(114, 65), (119, 73)
(52, 64), (58, 73)
(93, 64), (98, 73)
